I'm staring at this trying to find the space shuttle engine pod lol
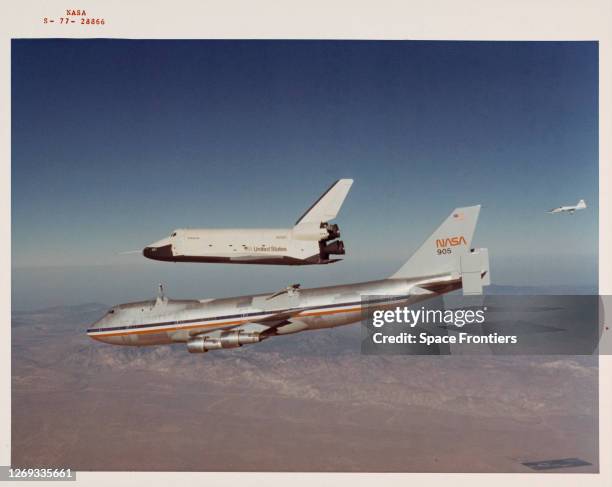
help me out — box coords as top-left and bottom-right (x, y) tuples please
(291, 221), (345, 260)
(291, 221), (336, 241)
(320, 239), (345, 259)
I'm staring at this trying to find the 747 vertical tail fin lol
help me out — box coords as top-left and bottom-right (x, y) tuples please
(391, 206), (489, 294)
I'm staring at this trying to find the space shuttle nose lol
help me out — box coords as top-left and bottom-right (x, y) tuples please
(143, 244), (174, 261)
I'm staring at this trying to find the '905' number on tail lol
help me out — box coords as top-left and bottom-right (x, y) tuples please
(437, 248), (452, 255)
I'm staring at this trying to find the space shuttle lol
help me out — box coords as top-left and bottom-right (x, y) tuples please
(547, 199), (587, 214)
(143, 179), (353, 265)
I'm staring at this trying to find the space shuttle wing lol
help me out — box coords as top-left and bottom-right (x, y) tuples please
(295, 178), (353, 225)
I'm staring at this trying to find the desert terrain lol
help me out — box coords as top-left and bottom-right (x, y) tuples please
(11, 303), (598, 472)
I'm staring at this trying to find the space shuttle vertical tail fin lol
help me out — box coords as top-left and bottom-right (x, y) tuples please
(391, 205), (482, 280)
(294, 179), (353, 227)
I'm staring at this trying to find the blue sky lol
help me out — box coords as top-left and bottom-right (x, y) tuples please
(11, 40), (598, 309)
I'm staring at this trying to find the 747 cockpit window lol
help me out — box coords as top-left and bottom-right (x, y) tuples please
(170, 232), (177, 237)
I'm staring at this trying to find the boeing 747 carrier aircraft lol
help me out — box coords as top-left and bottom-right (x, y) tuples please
(88, 205), (489, 353)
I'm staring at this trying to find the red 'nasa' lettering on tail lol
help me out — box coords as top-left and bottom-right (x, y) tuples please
(435, 236), (467, 248)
